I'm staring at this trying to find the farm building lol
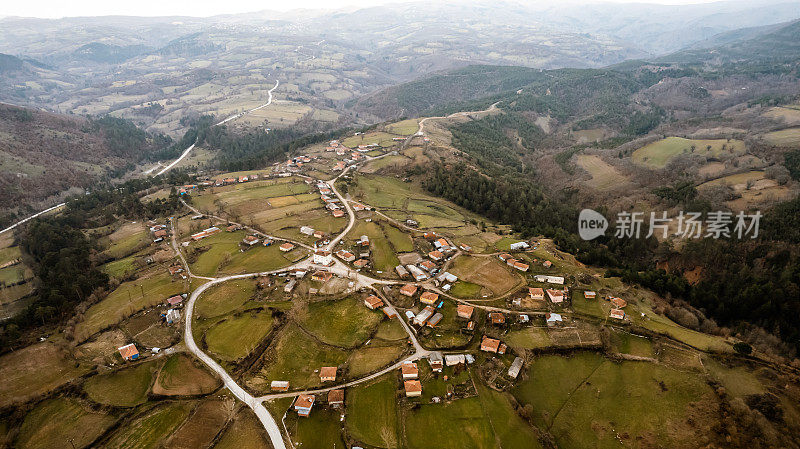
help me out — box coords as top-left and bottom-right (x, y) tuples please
(459, 244), (472, 252)
(364, 295), (384, 310)
(332, 210), (345, 218)
(404, 380), (422, 397)
(428, 352), (444, 372)
(420, 291), (439, 305)
(437, 272), (458, 283)
(406, 265), (428, 281)
(395, 265), (410, 278)
(445, 354), (466, 366)
(498, 253), (513, 262)
(546, 289), (565, 303)
(481, 336), (501, 353)
(423, 232), (438, 240)
(513, 261), (529, 272)
(534, 275), (564, 284)
(510, 241), (530, 251)
(284, 279), (297, 293)
(118, 343), (139, 361)
(271, 381), (290, 392)
(457, 304), (474, 319)
(328, 389), (344, 408)
(584, 291), (597, 299)
(413, 306), (435, 326)
(166, 295), (183, 307)
(295, 394), (315, 417)
(401, 361), (419, 379)
(427, 313), (443, 327)
(400, 284), (418, 297)
(320, 367), (337, 382)
(610, 309), (626, 320)
(353, 259), (369, 269)
(300, 226), (315, 236)
(164, 309), (180, 324)
(433, 238), (451, 251)
(359, 235), (370, 246)
(543, 260), (553, 268)
(280, 242), (295, 252)
(610, 297), (628, 308)
(529, 287), (544, 300)
(312, 271), (334, 283)
(383, 307), (398, 319)
(168, 265), (184, 276)
(508, 357), (524, 379)
(546, 313), (563, 327)
(419, 260), (437, 272)
(243, 235), (259, 246)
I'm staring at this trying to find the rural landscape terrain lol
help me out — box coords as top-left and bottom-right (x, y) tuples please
(2, 0), (800, 448)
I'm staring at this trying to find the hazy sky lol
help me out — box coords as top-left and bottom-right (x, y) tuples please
(1, 0), (727, 19)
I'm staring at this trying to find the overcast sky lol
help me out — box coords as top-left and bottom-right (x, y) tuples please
(1, 0), (729, 19)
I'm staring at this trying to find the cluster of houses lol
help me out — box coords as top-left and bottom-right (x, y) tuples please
(190, 226), (221, 241)
(394, 233), (458, 282)
(209, 173), (267, 187)
(314, 180), (346, 218)
(150, 223), (169, 243)
(282, 156), (313, 174)
(498, 253), (529, 272)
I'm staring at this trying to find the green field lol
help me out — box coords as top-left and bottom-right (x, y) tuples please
(15, 398), (116, 449)
(0, 343), (91, 407)
(84, 360), (158, 407)
(75, 270), (191, 341)
(104, 402), (194, 449)
(404, 397), (496, 449)
(382, 223), (414, 252)
(374, 319), (408, 340)
(291, 407), (347, 448)
(102, 222), (149, 259)
(506, 326), (553, 349)
(298, 297), (382, 348)
(194, 279), (256, 319)
(153, 354), (220, 396)
(349, 220), (400, 273)
(386, 118), (420, 135)
(763, 127), (800, 146)
(206, 311), (274, 361)
(343, 131), (400, 148)
(346, 344), (406, 377)
(512, 352), (712, 447)
(253, 324), (348, 391)
(101, 255), (139, 279)
(189, 231), (299, 276)
(346, 374), (399, 448)
(632, 137), (746, 168)
(214, 409), (271, 449)
(449, 280), (482, 298)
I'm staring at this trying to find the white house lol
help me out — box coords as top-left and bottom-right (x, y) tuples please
(546, 313), (563, 327)
(300, 226), (315, 236)
(313, 250), (333, 266)
(510, 241), (530, 251)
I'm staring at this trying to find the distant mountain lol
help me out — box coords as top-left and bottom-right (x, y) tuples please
(0, 53), (25, 73)
(72, 42), (151, 64)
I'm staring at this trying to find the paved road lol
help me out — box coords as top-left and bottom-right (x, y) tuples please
(417, 101), (499, 135)
(0, 202), (65, 236)
(156, 80), (280, 176)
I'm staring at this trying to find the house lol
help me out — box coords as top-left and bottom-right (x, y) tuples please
(519, 314), (530, 323)
(427, 351), (444, 372)
(395, 265), (410, 278)
(319, 367), (337, 382)
(401, 361), (419, 379)
(284, 279), (297, 293)
(404, 380), (422, 397)
(529, 287), (544, 300)
(546, 313), (563, 327)
(313, 250), (333, 266)
(352, 203), (367, 211)
(271, 380), (290, 392)
(364, 295), (384, 310)
(427, 313), (443, 327)
(543, 260), (553, 268)
(610, 308), (626, 320)
(353, 259), (369, 269)
(490, 312), (506, 325)
(336, 250), (356, 262)
(547, 289), (565, 303)
(433, 238), (451, 251)
(546, 276), (565, 285)
(610, 297), (628, 308)
(312, 271), (333, 283)
(400, 284), (418, 297)
(359, 235), (370, 247)
(168, 265), (184, 276)
(288, 268), (308, 278)
(227, 224), (240, 232)
(328, 389), (344, 408)
(510, 241), (530, 251)
(498, 343), (508, 355)
(419, 260), (436, 272)
(513, 261), (529, 272)
(508, 357), (524, 379)
(466, 321), (475, 331)
(428, 250), (444, 261)
(382, 306), (398, 319)
(459, 244), (472, 252)
(498, 253), (513, 262)
(295, 394), (315, 417)
(300, 226), (315, 236)
(457, 304), (474, 319)
(154, 229), (167, 239)
(481, 336), (501, 353)
(118, 343), (139, 361)
(313, 230), (327, 239)
(445, 354), (466, 366)
(332, 210), (345, 218)
(420, 291), (439, 305)
(406, 265), (428, 281)
(584, 291), (597, 299)
(280, 242), (295, 252)
(243, 235), (259, 246)
(423, 232), (438, 240)
(413, 306), (435, 326)
(166, 295), (183, 307)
